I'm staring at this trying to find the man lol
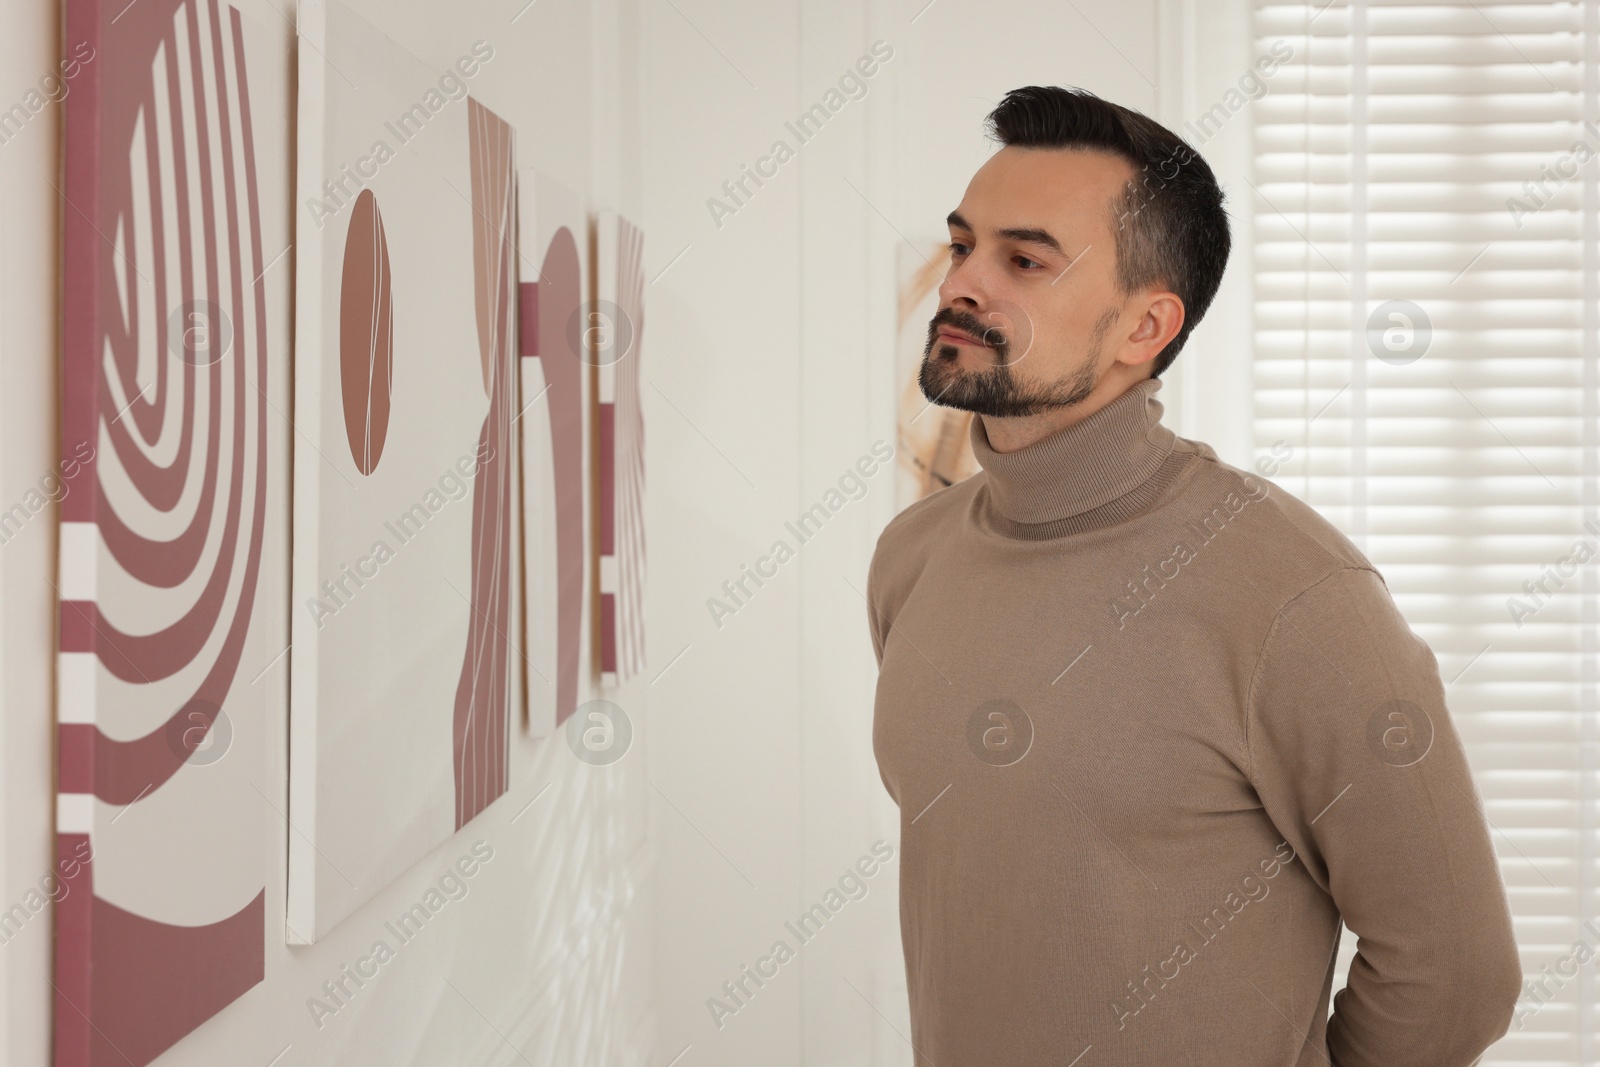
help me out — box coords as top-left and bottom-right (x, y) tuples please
(867, 85), (1520, 1066)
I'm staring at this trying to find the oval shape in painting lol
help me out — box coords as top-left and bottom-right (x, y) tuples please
(339, 188), (394, 476)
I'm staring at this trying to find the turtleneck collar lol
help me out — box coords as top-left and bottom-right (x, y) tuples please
(968, 376), (1177, 526)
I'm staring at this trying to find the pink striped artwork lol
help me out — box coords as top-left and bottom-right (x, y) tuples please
(455, 97), (516, 826)
(594, 211), (647, 687)
(287, 0), (516, 943)
(56, 0), (291, 1062)
(516, 170), (588, 736)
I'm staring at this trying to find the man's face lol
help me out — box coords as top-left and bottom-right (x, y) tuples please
(920, 145), (1151, 418)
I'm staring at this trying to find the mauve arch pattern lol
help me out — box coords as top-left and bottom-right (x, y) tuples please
(56, 0), (272, 1064)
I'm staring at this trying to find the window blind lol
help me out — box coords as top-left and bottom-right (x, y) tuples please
(1252, 2), (1597, 1060)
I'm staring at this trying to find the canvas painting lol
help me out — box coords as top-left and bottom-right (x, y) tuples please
(55, 0), (292, 1062)
(593, 210), (646, 688)
(895, 240), (978, 507)
(288, 0), (517, 943)
(516, 169), (587, 735)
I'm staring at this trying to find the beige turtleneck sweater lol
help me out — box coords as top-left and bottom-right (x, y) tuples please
(867, 376), (1520, 1066)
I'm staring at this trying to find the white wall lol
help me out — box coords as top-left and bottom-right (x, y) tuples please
(0, 0), (654, 1064)
(0, 1), (63, 1062)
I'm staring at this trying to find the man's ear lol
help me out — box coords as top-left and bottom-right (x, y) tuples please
(1123, 291), (1184, 365)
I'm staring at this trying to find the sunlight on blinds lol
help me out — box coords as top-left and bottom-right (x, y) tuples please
(1252, 1), (1599, 1060)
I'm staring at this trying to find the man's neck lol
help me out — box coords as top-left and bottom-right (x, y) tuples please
(979, 367), (1156, 453)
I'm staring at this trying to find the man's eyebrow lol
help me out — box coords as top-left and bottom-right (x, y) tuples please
(945, 211), (1065, 257)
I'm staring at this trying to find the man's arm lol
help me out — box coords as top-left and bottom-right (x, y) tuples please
(866, 545), (889, 668)
(1245, 565), (1521, 1066)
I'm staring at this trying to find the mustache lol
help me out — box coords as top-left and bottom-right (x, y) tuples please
(927, 307), (1009, 354)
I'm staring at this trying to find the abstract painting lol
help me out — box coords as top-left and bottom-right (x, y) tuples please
(593, 210), (646, 688)
(288, 0), (516, 943)
(895, 240), (978, 507)
(516, 169), (587, 735)
(56, 0), (291, 1061)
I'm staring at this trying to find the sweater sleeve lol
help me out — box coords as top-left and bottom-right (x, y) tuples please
(1245, 565), (1521, 1067)
(866, 545), (889, 668)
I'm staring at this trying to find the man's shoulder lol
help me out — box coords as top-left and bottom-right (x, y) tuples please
(864, 477), (977, 659)
(1180, 445), (1388, 604)
(866, 475), (982, 628)
(871, 473), (981, 559)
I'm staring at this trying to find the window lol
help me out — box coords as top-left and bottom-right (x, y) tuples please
(1253, 1), (1597, 1058)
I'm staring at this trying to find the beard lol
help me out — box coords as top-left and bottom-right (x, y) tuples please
(918, 306), (1114, 418)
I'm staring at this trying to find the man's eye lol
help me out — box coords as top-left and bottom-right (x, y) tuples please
(948, 242), (970, 257)
(1016, 256), (1042, 270)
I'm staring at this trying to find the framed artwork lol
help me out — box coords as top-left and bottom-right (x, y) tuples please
(55, 0), (292, 1061)
(516, 169), (587, 735)
(895, 240), (977, 507)
(287, 0), (517, 943)
(592, 210), (646, 688)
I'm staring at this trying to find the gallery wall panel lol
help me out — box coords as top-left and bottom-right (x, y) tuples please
(593, 209), (647, 690)
(287, 0), (516, 945)
(517, 168), (587, 737)
(55, 0), (292, 1061)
